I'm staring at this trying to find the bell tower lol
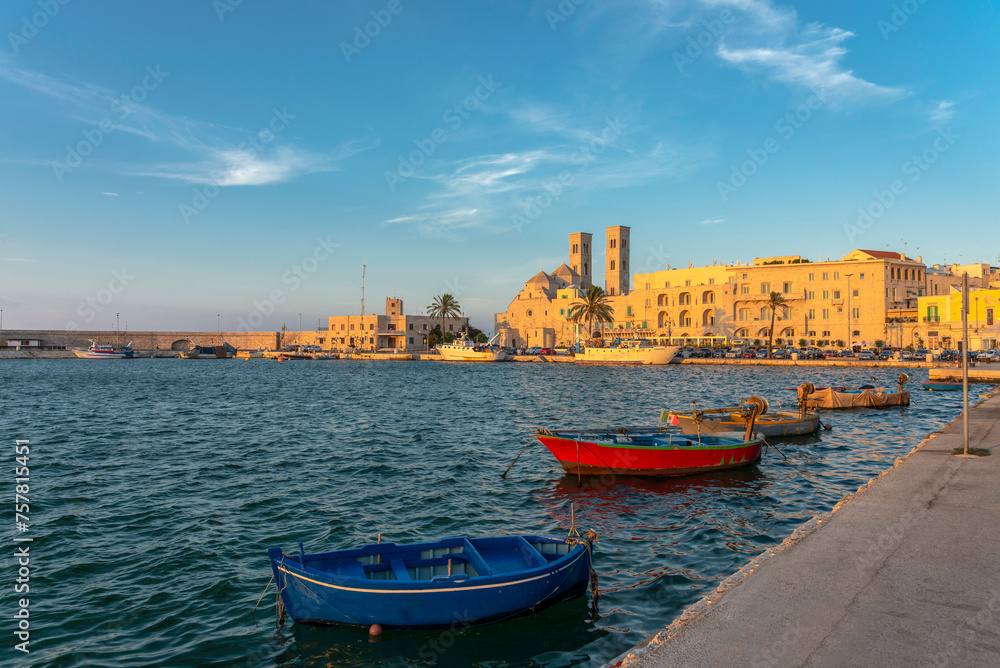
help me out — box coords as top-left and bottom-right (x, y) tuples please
(605, 226), (630, 296)
(568, 232), (592, 289)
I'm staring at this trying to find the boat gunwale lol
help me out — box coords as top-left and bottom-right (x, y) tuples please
(539, 433), (763, 451)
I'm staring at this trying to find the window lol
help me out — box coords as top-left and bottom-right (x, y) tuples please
(808, 308), (816, 319)
(834, 272), (839, 280)
(685, 279), (691, 287)
(340, 324), (345, 331)
(369, 324), (374, 330)
(822, 290), (829, 299)
(409, 337), (413, 344)
(645, 283), (650, 290)
(822, 272), (828, 280)
(610, 239), (616, 249)
(833, 290), (841, 299)
(760, 307), (771, 320)
(782, 307), (792, 319)
(852, 308), (859, 319)
(559, 308), (565, 315)
(808, 291), (815, 299)
(709, 278), (715, 285)
(644, 299), (650, 307)
(739, 308), (749, 321)
(743, 273), (748, 279)
(350, 324), (355, 330)
(626, 306), (632, 316)
(860, 273), (865, 280)
(610, 260), (615, 270)
(572, 244), (578, 253)
(642, 321), (647, 329)
(783, 282), (791, 293)
(822, 308), (829, 319)
(761, 283), (770, 294)
(526, 311), (532, 317)
(741, 285), (750, 295)
(422, 324), (427, 330)
(561, 293), (568, 299)
(988, 309), (994, 326)
(853, 289), (859, 297)
(808, 273), (815, 281)
(449, 325), (454, 331)
(408, 324), (413, 330)
(822, 330), (831, 337)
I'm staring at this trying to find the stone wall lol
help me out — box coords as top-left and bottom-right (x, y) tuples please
(0, 329), (280, 352)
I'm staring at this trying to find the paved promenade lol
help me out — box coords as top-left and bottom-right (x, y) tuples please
(612, 390), (1000, 668)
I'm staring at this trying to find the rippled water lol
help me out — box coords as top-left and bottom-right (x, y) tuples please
(0, 360), (984, 667)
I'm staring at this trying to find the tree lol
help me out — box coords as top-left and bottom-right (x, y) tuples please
(766, 292), (787, 359)
(427, 294), (463, 348)
(568, 285), (615, 345)
(798, 338), (807, 348)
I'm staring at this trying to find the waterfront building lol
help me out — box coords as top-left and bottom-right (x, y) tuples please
(495, 230), (992, 351)
(325, 298), (469, 352)
(916, 287), (999, 351)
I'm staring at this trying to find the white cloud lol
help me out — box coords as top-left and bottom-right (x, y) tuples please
(927, 100), (956, 124)
(101, 192), (119, 196)
(699, 218), (724, 224)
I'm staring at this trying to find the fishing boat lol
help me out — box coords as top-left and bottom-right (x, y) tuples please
(437, 332), (507, 362)
(267, 533), (594, 628)
(796, 378), (910, 409)
(182, 342), (236, 359)
(72, 342), (134, 359)
(921, 382), (963, 391)
(575, 339), (679, 365)
(664, 398), (821, 437)
(534, 426), (764, 477)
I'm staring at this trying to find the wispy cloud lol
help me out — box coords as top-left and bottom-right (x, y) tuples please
(101, 192), (119, 196)
(2, 258), (36, 262)
(0, 56), (374, 186)
(699, 218), (724, 224)
(927, 100), (956, 124)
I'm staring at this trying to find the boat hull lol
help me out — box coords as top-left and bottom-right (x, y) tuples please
(675, 412), (821, 437)
(805, 388), (910, 409)
(268, 535), (591, 628)
(72, 349), (131, 358)
(437, 348), (507, 362)
(536, 431), (763, 476)
(921, 382), (963, 391)
(575, 345), (679, 365)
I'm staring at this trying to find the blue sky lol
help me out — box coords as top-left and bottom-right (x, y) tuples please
(1, 0), (997, 333)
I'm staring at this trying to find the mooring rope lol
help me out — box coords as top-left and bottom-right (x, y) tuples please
(501, 438), (536, 478)
(250, 574), (274, 625)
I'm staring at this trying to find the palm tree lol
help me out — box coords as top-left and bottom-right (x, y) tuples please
(568, 285), (615, 346)
(427, 294), (462, 347)
(766, 291), (787, 359)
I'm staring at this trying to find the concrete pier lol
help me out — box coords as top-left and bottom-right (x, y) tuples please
(612, 389), (1000, 668)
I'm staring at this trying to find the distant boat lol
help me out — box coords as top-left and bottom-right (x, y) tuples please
(183, 343), (236, 359)
(535, 426), (763, 476)
(268, 533), (594, 628)
(666, 407), (821, 437)
(437, 332), (507, 362)
(575, 339), (679, 365)
(72, 342), (134, 359)
(921, 382), (963, 391)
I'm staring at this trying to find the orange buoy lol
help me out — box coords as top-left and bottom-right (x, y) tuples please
(369, 624), (382, 636)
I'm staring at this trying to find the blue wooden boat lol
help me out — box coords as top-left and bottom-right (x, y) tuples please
(922, 381), (963, 391)
(268, 533), (594, 628)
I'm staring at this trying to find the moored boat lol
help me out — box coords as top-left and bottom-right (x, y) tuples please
(268, 533), (594, 628)
(72, 342), (134, 359)
(534, 426), (764, 476)
(797, 378), (910, 409)
(575, 339), (679, 365)
(921, 382), (963, 391)
(664, 396), (822, 437)
(437, 332), (507, 362)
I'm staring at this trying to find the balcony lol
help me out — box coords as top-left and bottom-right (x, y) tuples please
(922, 317), (940, 323)
(831, 298), (844, 305)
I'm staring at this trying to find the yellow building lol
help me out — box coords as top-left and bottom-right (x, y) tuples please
(495, 230), (983, 351)
(326, 298), (469, 352)
(917, 288), (999, 351)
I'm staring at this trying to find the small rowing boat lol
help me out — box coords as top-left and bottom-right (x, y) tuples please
(664, 397), (821, 437)
(268, 533), (594, 628)
(921, 382), (963, 391)
(534, 426), (763, 477)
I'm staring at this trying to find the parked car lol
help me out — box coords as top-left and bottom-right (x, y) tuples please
(913, 348), (931, 361)
(859, 350), (875, 361)
(840, 349), (853, 357)
(755, 349), (767, 359)
(821, 349), (838, 359)
(901, 350), (914, 360)
(939, 350), (958, 362)
(697, 348), (712, 358)
(725, 348), (743, 358)
(526, 346), (541, 355)
(878, 349), (894, 360)
(712, 349), (726, 358)
(539, 348), (554, 355)
(805, 347), (823, 360)
(772, 349), (787, 359)
(742, 349), (756, 359)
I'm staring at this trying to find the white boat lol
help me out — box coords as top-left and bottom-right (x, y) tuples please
(72, 342), (134, 359)
(575, 339), (679, 365)
(436, 332), (507, 362)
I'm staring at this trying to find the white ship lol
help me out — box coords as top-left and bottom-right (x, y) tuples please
(575, 339), (679, 365)
(436, 332), (508, 362)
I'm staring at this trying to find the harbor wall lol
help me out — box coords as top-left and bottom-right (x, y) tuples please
(0, 329), (280, 352)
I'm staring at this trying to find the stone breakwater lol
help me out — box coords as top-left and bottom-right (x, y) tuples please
(0, 329), (279, 353)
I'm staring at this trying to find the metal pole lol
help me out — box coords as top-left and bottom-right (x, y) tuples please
(962, 272), (969, 456)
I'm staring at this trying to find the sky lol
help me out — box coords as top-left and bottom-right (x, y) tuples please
(1, 0), (997, 334)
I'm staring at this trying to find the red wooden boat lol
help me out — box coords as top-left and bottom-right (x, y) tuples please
(534, 427), (764, 477)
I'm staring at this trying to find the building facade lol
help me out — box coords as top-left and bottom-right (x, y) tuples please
(326, 298), (469, 352)
(916, 287), (999, 351)
(496, 229), (995, 351)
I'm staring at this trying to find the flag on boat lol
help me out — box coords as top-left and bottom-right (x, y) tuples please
(659, 410), (679, 426)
